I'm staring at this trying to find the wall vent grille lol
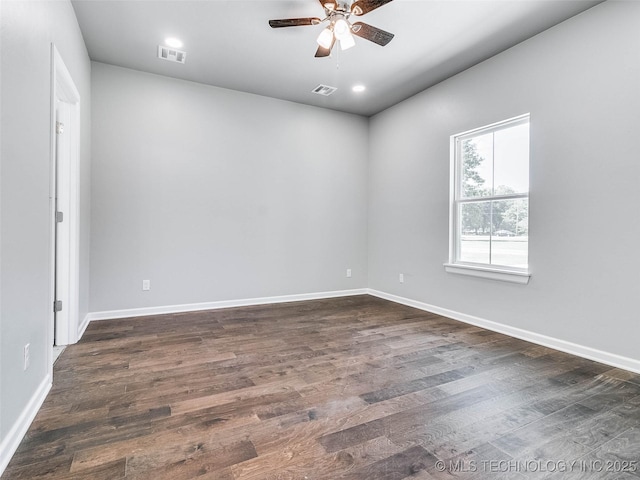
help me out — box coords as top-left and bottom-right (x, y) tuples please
(312, 84), (338, 96)
(158, 45), (187, 64)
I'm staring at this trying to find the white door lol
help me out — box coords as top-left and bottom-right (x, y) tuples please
(54, 100), (71, 344)
(50, 45), (81, 350)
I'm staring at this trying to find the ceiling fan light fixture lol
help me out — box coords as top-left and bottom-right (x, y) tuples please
(317, 27), (334, 49)
(340, 33), (356, 50)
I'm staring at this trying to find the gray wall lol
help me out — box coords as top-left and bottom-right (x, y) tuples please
(368, 0), (640, 360)
(90, 63), (368, 312)
(0, 1), (91, 439)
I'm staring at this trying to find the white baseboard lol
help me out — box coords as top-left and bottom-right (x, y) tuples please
(367, 289), (640, 375)
(87, 288), (369, 322)
(0, 374), (52, 477)
(77, 313), (90, 339)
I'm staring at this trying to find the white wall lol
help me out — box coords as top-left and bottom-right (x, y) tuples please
(90, 63), (368, 312)
(0, 0), (91, 456)
(368, 1), (640, 362)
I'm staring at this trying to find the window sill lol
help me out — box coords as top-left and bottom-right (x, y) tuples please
(443, 263), (531, 284)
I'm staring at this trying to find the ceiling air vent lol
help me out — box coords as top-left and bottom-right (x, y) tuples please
(312, 84), (337, 96)
(157, 45), (187, 64)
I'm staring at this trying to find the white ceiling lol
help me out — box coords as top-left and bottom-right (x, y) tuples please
(71, 0), (601, 117)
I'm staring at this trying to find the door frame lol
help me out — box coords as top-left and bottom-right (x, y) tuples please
(49, 44), (81, 354)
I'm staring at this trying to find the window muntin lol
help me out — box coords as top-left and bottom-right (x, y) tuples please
(452, 115), (530, 272)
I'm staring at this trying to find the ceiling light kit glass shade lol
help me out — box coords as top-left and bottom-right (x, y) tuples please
(340, 33), (355, 50)
(316, 27), (334, 49)
(333, 18), (350, 39)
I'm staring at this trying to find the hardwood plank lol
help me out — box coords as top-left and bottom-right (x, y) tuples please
(342, 445), (438, 480)
(360, 370), (465, 404)
(125, 439), (257, 478)
(490, 404), (599, 457)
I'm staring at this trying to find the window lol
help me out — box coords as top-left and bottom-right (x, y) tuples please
(445, 114), (530, 283)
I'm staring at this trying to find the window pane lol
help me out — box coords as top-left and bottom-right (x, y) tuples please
(494, 123), (529, 195)
(491, 198), (529, 268)
(459, 201), (491, 264)
(452, 115), (529, 272)
(461, 134), (492, 198)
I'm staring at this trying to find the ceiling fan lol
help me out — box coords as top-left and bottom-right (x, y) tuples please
(268, 0), (395, 57)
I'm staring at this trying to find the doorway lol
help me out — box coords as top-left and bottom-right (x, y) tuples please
(50, 45), (80, 350)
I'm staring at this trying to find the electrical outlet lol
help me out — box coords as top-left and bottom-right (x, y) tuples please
(399, 273), (404, 283)
(24, 343), (30, 370)
(346, 268), (352, 278)
(142, 279), (151, 291)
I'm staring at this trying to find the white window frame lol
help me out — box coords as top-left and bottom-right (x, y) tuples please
(444, 114), (531, 284)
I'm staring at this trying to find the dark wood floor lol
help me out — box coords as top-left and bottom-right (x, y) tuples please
(3, 295), (640, 479)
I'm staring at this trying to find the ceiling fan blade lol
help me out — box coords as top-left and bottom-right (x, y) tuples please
(318, 0), (336, 12)
(314, 46), (330, 58)
(314, 36), (336, 57)
(351, 22), (394, 46)
(350, 0), (393, 16)
(268, 17), (321, 28)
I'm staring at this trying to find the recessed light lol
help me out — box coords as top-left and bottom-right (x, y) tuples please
(352, 85), (366, 93)
(164, 37), (183, 48)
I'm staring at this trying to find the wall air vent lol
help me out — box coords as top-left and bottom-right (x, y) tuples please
(312, 84), (337, 96)
(157, 45), (187, 64)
